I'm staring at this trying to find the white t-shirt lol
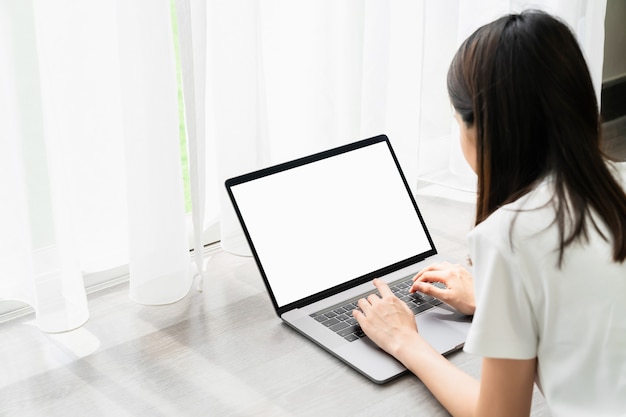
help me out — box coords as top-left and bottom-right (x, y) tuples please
(464, 162), (626, 417)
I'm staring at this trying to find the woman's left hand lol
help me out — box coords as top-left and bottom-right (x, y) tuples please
(352, 278), (420, 357)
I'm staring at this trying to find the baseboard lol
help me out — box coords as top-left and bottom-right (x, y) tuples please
(0, 242), (223, 326)
(602, 75), (626, 122)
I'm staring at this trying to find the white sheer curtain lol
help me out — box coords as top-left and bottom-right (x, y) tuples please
(199, 0), (607, 253)
(0, 0), (606, 333)
(1, 0), (192, 332)
(206, 0), (428, 255)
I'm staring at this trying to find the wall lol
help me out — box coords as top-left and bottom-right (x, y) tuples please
(603, 0), (626, 82)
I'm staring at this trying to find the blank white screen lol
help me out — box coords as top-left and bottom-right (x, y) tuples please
(230, 141), (433, 307)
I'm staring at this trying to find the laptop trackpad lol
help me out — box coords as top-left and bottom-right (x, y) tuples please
(416, 306), (471, 354)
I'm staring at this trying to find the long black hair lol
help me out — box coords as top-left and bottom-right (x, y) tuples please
(447, 10), (626, 264)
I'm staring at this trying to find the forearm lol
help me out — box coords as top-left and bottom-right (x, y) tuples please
(394, 334), (479, 417)
(354, 279), (533, 416)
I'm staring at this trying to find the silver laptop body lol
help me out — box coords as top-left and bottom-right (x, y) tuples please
(225, 135), (471, 383)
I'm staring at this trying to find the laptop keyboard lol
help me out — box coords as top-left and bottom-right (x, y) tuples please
(310, 276), (444, 342)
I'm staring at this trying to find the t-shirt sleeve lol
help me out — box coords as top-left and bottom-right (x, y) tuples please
(463, 227), (538, 359)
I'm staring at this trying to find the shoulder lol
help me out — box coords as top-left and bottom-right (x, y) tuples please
(469, 178), (555, 249)
(470, 160), (626, 256)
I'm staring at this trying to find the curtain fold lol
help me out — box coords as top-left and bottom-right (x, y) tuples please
(1, 0), (89, 332)
(175, 0), (208, 290)
(0, 0), (607, 332)
(207, 0), (266, 255)
(116, 0), (192, 305)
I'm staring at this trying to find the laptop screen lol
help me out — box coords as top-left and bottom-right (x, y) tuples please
(226, 136), (436, 313)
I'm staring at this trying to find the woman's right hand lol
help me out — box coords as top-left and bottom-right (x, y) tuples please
(410, 262), (476, 316)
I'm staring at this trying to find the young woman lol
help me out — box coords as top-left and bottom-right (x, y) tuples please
(353, 10), (626, 417)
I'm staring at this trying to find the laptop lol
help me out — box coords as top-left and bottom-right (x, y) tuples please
(225, 134), (472, 383)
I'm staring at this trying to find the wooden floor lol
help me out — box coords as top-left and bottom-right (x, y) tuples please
(0, 116), (624, 416)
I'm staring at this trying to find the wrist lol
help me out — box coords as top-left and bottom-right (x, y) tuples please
(392, 333), (445, 381)
(392, 332), (431, 363)
(462, 301), (476, 316)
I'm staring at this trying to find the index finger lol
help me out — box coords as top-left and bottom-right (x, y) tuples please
(372, 278), (394, 298)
